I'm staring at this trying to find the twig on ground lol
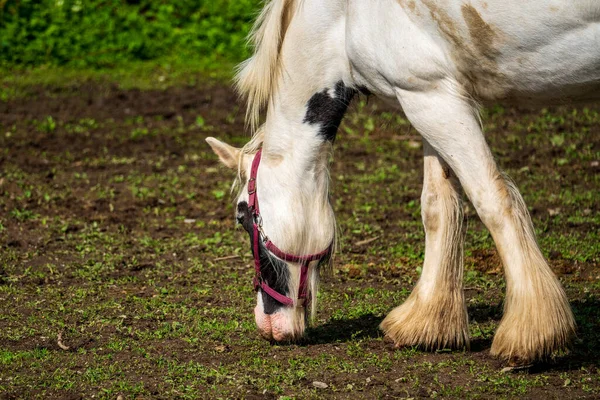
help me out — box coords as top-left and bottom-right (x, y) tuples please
(57, 332), (70, 351)
(214, 255), (241, 262)
(354, 236), (380, 247)
(501, 364), (533, 373)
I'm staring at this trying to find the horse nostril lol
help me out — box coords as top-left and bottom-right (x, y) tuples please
(254, 303), (273, 340)
(270, 312), (297, 342)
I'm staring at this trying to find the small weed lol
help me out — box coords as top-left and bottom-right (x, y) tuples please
(212, 189), (226, 200)
(131, 127), (150, 140)
(550, 134), (565, 147)
(10, 208), (38, 221)
(36, 116), (56, 133)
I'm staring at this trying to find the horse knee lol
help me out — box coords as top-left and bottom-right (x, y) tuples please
(472, 181), (515, 230)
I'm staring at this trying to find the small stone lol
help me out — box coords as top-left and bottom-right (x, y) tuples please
(215, 345), (227, 353)
(547, 207), (561, 216)
(590, 160), (599, 167)
(312, 381), (328, 389)
(184, 218), (196, 224)
(116, 395), (124, 400)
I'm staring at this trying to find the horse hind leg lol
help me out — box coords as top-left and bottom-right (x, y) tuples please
(381, 141), (469, 350)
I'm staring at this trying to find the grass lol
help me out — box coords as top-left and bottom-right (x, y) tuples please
(0, 72), (599, 399)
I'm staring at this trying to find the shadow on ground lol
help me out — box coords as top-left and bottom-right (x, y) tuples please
(301, 303), (504, 348)
(528, 296), (600, 373)
(467, 295), (600, 373)
(302, 313), (383, 345)
(298, 296), (600, 374)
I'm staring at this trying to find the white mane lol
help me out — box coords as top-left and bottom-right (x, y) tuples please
(235, 0), (299, 134)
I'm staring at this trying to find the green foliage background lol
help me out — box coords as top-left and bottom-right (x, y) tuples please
(0, 0), (262, 69)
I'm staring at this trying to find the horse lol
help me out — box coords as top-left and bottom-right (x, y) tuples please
(206, 0), (600, 366)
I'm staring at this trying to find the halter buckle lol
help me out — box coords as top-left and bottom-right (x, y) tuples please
(253, 215), (269, 242)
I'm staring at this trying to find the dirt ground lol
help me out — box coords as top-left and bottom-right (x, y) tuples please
(0, 82), (599, 399)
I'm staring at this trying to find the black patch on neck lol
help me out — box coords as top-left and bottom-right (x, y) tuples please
(237, 202), (290, 314)
(303, 81), (356, 142)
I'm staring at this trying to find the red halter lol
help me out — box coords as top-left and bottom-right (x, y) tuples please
(248, 149), (332, 308)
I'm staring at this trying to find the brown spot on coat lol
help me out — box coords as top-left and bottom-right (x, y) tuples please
(420, 0), (507, 100)
(265, 152), (284, 166)
(398, 0), (420, 15)
(442, 165), (452, 179)
(461, 4), (498, 59)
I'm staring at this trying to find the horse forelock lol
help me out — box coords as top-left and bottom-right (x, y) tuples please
(235, 0), (299, 134)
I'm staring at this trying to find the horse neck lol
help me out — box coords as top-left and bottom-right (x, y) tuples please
(249, 0), (352, 254)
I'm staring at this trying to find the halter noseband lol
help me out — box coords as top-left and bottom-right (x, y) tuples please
(248, 149), (332, 308)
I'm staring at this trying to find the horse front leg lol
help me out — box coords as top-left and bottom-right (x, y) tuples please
(381, 140), (469, 350)
(394, 84), (575, 365)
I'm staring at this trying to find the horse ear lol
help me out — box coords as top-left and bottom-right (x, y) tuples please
(206, 137), (241, 169)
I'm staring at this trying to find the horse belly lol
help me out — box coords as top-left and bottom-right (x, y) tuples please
(481, 4), (600, 103)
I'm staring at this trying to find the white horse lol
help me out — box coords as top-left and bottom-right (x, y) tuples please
(207, 0), (599, 366)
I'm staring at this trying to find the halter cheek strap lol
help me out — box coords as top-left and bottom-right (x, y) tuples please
(248, 149), (332, 308)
